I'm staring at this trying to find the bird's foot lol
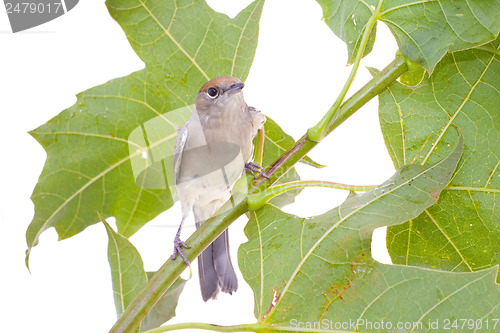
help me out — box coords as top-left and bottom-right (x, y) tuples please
(245, 162), (269, 179)
(171, 235), (190, 266)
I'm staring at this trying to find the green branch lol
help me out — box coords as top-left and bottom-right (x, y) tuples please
(247, 180), (377, 211)
(109, 55), (408, 333)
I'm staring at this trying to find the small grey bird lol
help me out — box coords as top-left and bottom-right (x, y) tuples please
(171, 76), (266, 301)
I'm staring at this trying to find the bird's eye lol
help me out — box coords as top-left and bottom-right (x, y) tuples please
(207, 87), (219, 98)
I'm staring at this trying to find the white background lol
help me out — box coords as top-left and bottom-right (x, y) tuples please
(0, 1), (398, 332)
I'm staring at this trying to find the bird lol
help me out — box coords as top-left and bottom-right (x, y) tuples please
(171, 76), (266, 301)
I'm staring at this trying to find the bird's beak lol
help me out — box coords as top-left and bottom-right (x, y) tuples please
(227, 82), (245, 95)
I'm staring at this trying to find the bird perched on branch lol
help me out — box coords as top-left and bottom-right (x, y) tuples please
(171, 76), (266, 301)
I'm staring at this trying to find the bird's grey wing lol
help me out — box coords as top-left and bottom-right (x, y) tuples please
(173, 125), (188, 184)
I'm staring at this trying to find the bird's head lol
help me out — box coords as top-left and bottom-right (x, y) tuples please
(194, 76), (246, 116)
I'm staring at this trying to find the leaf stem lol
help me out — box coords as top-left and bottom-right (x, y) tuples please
(255, 126), (265, 166)
(247, 180), (377, 211)
(142, 322), (349, 333)
(307, 2), (382, 142)
(142, 323), (262, 333)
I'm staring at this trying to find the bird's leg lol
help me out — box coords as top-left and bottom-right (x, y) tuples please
(245, 161), (269, 179)
(171, 215), (191, 266)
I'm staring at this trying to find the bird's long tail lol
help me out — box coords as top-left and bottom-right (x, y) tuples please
(195, 207), (238, 301)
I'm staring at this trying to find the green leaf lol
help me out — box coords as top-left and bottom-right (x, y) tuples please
(237, 138), (498, 330)
(380, 39), (500, 279)
(103, 220), (148, 319)
(317, 0), (500, 72)
(26, 0), (265, 260)
(141, 273), (186, 332)
(103, 220), (186, 331)
(382, 0), (500, 72)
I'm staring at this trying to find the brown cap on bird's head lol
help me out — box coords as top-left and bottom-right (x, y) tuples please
(195, 76), (246, 113)
(198, 76), (244, 99)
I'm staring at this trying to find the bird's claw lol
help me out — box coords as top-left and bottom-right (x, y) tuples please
(245, 162), (269, 179)
(171, 236), (191, 266)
